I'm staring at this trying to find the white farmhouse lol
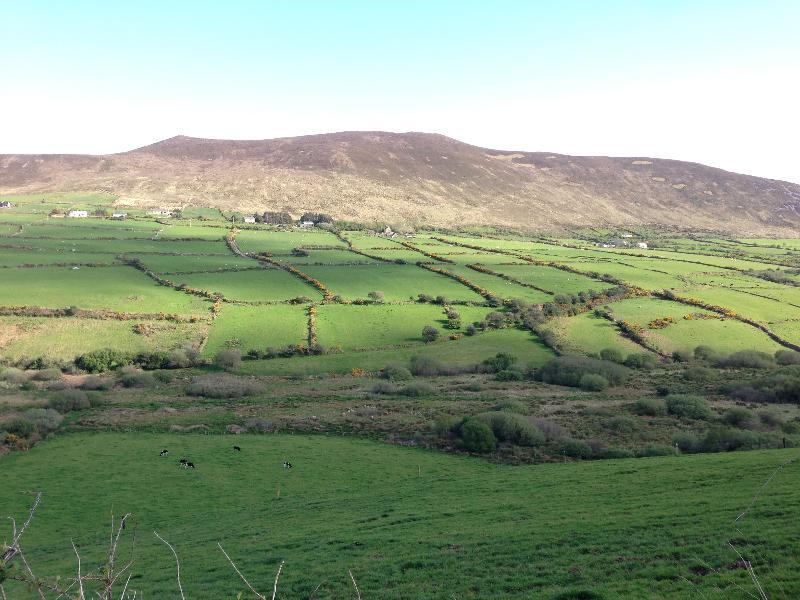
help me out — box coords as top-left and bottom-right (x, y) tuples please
(111, 212), (128, 219)
(636, 242), (649, 249)
(148, 209), (172, 217)
(244, 216), (256, 224)
(68, 210), (88, 218)
(299, 221), (315, 228)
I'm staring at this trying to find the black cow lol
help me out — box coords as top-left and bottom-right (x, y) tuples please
(159, 449), (169, 457)
(186, 462), (196, 469)
(233, 445), (241, 452)
(179, 458), (188, 466)
(283, 461), (293, 469)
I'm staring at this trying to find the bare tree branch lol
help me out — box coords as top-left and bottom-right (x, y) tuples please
(154, 531), (185, 600)
(271, 561), (284, 600)
(217, 542), (266, 600)
(72, 539), (86, 600)
(2, 491), (42, 564)
(348, 569), (361, 600)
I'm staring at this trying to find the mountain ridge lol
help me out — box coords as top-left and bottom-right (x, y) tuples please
(2, 131), (799, 234)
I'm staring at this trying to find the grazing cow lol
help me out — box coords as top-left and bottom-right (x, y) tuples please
(159, 449), (169, 457)
(186, 462), (196, 469)
(233, 445), (241, 452)
(283, 461), (293, 469)
(179, 458), (188, 466)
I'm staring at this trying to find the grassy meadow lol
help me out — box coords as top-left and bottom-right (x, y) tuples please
(2, 434), (799, 599)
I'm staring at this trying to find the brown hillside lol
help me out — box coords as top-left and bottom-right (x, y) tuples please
(1, 131), (799, 234)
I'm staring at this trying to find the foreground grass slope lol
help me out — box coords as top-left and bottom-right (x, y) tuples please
(3, 433), (799, 598)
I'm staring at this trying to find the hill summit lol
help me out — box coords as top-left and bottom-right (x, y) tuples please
(2, 131), (799, 234)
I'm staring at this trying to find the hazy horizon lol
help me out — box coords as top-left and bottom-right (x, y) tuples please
(2, 0), (799, 183)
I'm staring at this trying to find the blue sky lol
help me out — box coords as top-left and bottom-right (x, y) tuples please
(2, 1), (799, 182)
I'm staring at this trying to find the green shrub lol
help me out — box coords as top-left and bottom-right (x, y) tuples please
(458, 418), (497, 453)
(496, 369), (524, 382)
(602, 415), (641, 433)
(30, 368), (62, 382)
(683, 366), (716, 383)
(538, 356), (630, 388)
(0, 367), (28, 385)
(371, 381), (399, 394)
(694, 345), (719, 361)
(475, 412), (544, 446)
(673, 432), (699, 453)
(727, 365), (800, 404)
(5, 417), (35, 437)
(410, 355), (442, 376)
(633, 398), (666, 416)
(722, 407), (756, 429)
(118, 367), (156, 388)
(699, 427), (774, 452)
(400, 382), (435, 397)
(186, 374), (263, 398)
(79, 375), (113, 391)
(640, 444), (676, 457)
(483, 352), (517, 373)
(599, 347), (625, 364)
(599, 447), (635, 459)
(758, 410), (784, 428)
(715, 350), (775, 369)
(381, 364), (413, 381)
(671, 349), (692, 363)
(49, 389), (90, 413)
(24, 408), (63, 432)
(214, 349), (242, 372)
(624, 353), (658, 370)
(775, 350), (800, 366)
(579, 373), (609, 391)
(558, 439), (593, 459)
(665, 394), (712, 420)
(75, 348), (132, 373)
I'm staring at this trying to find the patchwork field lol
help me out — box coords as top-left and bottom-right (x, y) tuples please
(0, 194), (797, 373)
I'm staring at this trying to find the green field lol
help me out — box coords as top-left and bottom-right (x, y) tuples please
(203, 304), (308, 356)
(240, 327), (553, 375)
(0, 266), (209, 315)
(0, 316), (205, 360)
(174, 268), (324, 302)
(301, 264), (485, 302)
(2, 433), (797, 598)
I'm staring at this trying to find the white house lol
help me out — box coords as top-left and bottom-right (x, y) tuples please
(148, 209), (172, 216)
(299, 221), (315, 228)
(111, 212), (128, 219)
(636, 242), (649, 249)
(67, 210), (88, 218)
(244, 216), (256, 224)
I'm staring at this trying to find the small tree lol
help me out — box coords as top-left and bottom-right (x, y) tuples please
(459, 418), (497, 453)
(368, 291), (385, 303)
(422, 325), (440, 343)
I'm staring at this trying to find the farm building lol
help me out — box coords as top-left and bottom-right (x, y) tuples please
(68, 210), (88, 218)
(148, 209), (173, 216)
(244, 216), (256, 224)
(111, 212), (128, 219)
(636, 242), (649, 249)
(0, 200), (13, 208)
(299, 221), (315, 228)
